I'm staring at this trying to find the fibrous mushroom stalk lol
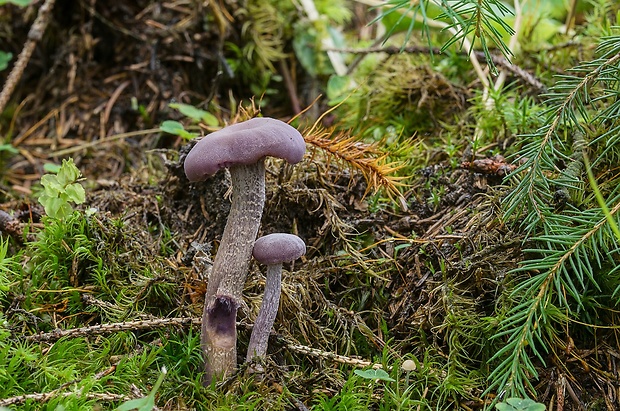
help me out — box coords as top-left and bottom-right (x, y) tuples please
(246, 264), (282, 361)
(202, 162), (265, 383)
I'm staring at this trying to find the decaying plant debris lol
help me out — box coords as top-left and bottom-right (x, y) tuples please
(1, 1), (620, 410)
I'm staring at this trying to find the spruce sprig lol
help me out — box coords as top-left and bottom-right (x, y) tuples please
(491, 30), (620, 399)
(504, 32), (620, 229)
(372, 0), (514, 74)
(489, 199), (620, 398)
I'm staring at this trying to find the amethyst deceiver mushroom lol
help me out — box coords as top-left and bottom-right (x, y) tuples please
(246, 233), (306, 363)
(184, 118), (305, 383)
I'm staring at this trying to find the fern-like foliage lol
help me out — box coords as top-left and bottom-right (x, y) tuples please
(492, 30), (620, 399)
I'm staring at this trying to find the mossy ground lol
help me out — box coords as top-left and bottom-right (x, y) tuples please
(1, 1), (619, 410)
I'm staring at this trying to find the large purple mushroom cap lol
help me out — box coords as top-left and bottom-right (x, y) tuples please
(253, 233), (306, 265)
(184, 117), (306, 182)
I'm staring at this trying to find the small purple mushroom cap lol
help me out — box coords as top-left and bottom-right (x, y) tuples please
(184, 117), (306, 181)
(253, 233), (306, 265)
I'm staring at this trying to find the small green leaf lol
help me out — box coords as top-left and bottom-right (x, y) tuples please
(160, 120), (184, 133)
(0, 51), (12, 72)
(43, 163), (61, 173)
(160, 120), (197, 140)
(169, 103), (206, 122)
(496, 398), (546, 411)
(41, 174), (63, 193)
(169, 103), (218, 126)
(0, 0), (33, 6)
(116, 367), (167, 411)
(56, 159), (81, 186)
(0, 143), (18, 154)
(116, 398), (150, 411)
(201, 111), (219, 127)
(38, 158), (84, 219)
(354, 368), (395, 382)
(42, 197), (64, 219)
(65, 183), (85, 204)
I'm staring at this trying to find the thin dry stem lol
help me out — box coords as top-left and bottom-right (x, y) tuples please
(326, 46), (546, 93)
(21, 316), (383, 370)
(0, 392), (131, 407)
(0, 355), (126, 407)
(285, 341), (384, 369)
(24, 317), (201, 342)
(0, 0), (57, 114)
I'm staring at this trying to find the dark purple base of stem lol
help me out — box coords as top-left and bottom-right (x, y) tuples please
(202, 294), (239, 385)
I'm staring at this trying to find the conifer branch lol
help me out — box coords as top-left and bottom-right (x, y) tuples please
(492, 32), (620, 401)
(504, 47), (620, 227)
(554, 131), (586, 205)
(303, 124), (408, 204)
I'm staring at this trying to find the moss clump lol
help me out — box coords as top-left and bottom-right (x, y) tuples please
(336, 55), (470, 139)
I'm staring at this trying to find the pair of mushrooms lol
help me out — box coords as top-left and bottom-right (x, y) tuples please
(184, 118), (306, 384)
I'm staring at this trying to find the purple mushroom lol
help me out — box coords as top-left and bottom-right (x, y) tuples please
(184, 118), (305, 383)
(246, 233), (306, 364)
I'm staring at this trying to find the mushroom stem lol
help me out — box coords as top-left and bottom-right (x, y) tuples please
(202, 162), (265, 384)
(203, 295), (239, 383)
(246, 264), (282, 362)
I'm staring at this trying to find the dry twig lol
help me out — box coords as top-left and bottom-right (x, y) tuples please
(0, 0), (57, 114)
(24, 317), (201, 342)
(0, 392), (130, 407)
(284, 340), (384, 369)
(0, 364), (121, 407)
(23, 316), (383, 370)
(326, 45), (547, 94)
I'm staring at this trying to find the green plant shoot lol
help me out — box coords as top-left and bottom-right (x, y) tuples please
(354, 368), (395, 382)
(495, 398), (546, 411)
(38, 158), (85, 219)
(168, 103), (218, 126)
(584, 153), (620, 241)
(0, 51), (11, 71)
(116, 367), (167, 411)
(0, 0), (33, 6)
(159, 120), (198, 140)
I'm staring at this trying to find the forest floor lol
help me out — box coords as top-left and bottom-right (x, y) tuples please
(0, 1), (618, 410)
